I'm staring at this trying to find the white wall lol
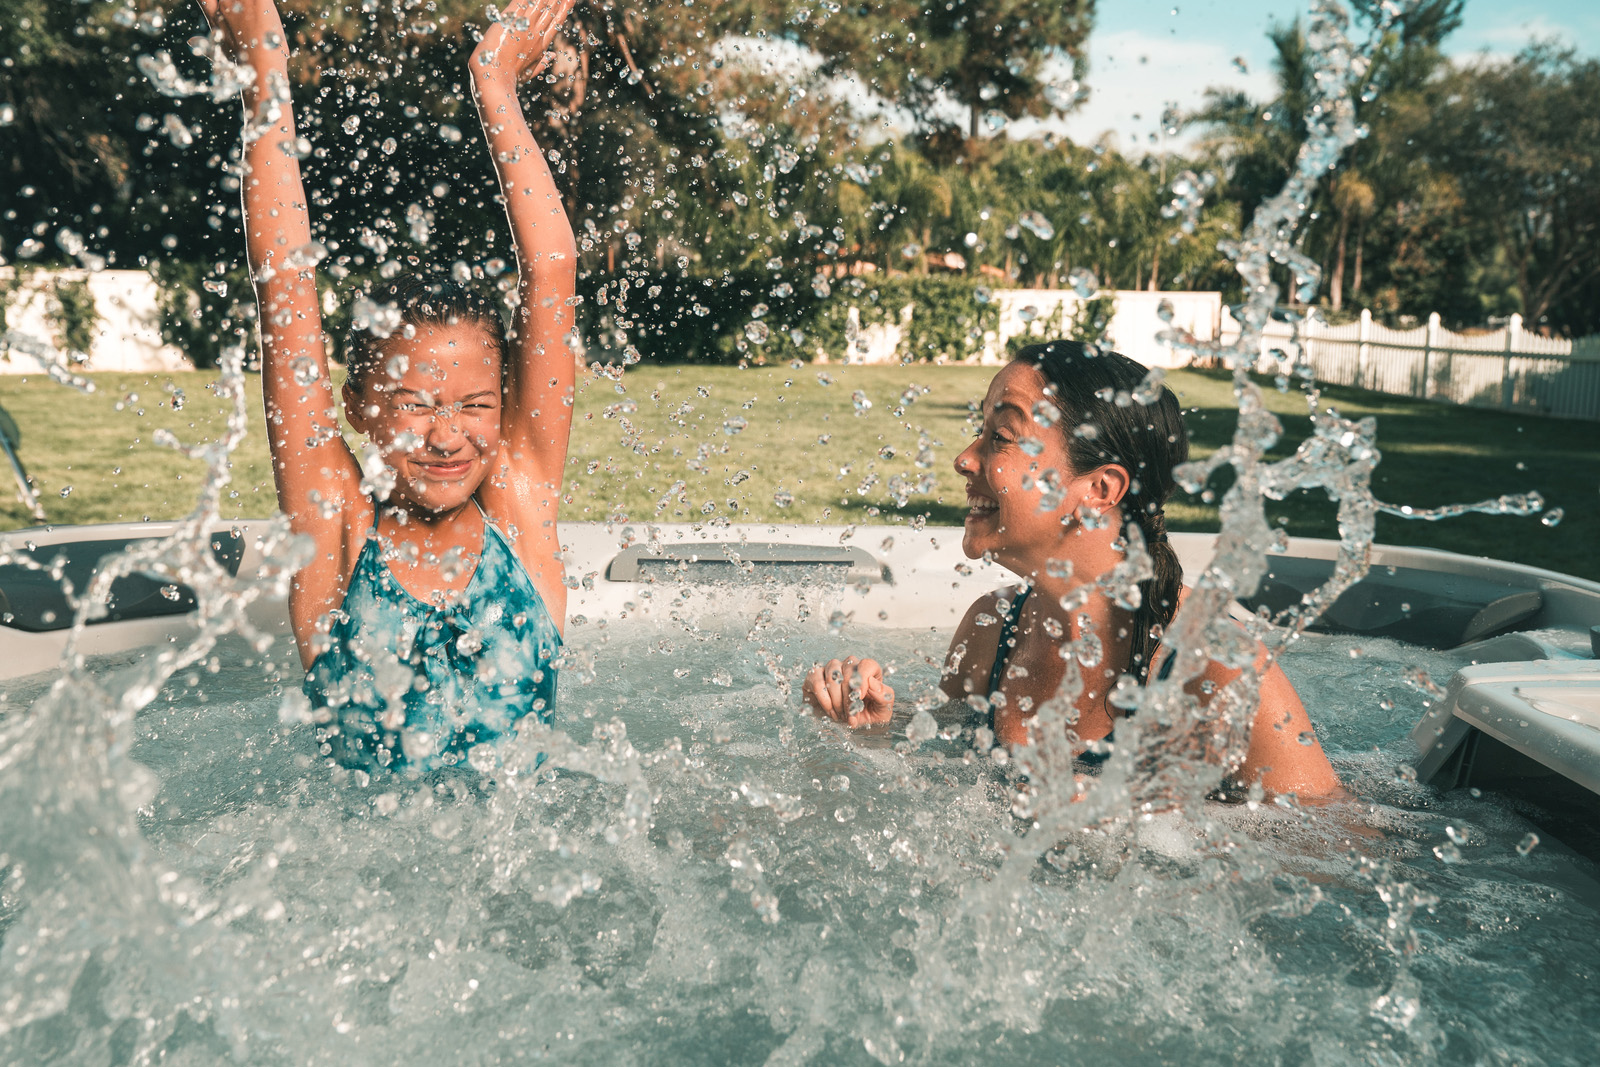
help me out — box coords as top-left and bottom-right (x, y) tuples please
(987, 288), (1223, 369)
(826, 287), (1226, 368)
(1, 268), (190, 375)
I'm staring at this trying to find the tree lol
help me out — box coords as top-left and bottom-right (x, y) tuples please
(1327, 171), (1375, 310)
(802, 0), (1094, 143)
(1429, 47), (1600, 330)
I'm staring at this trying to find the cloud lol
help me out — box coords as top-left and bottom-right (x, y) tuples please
(1048, 28), (1279, 152)
(1450, 4), (1600, 60)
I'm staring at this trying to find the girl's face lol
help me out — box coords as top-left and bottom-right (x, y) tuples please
(346, 319), (504, 515)
(953, 361), (1112, 572)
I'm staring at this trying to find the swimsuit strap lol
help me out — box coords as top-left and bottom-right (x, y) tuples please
(985, 586), (1031, 731)
(1080, 649), (1176, 770)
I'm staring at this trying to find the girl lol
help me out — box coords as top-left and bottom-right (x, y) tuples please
(201, 0), (580, 771)
(803, 341), (1342, 798)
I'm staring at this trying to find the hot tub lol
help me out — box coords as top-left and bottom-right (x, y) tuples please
(2, 521), (1599, 1065)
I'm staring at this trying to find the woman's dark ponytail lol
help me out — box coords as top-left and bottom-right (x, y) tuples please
(1129, 501), (1184, 686)
(1015, 341), (1189, 684)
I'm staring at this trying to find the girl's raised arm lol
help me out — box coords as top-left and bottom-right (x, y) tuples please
(469, 0), (580, 489)
(200, 0), (361, 643)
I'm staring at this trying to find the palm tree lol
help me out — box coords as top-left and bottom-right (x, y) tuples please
(1328, 171), (1376, 310)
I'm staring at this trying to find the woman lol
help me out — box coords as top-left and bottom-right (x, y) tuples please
(802, 341), (1341, 798)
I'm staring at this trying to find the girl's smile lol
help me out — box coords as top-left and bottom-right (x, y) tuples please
(346, 319), (505, 513)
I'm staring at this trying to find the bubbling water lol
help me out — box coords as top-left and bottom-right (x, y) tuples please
(4, 620), (1599, 1065)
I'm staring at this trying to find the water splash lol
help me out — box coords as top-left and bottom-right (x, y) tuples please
(0, 1), (1586, 1062)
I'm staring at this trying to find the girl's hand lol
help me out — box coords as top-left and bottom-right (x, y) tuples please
(471, 0), (580, 90)
(803, 657), (895, 727)
(196, 0), (288, 67)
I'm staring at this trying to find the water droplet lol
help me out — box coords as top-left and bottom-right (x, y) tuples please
(974, 285), (992, 304)
(905, 709), (938, 744)
(289, 358), (320, 388)
(851, 390), (871, 415)
(1516, 832), (1540, 857)
(1541, 507), (1564, 527)
(0, 103), (16, 126)
(773, 490), (794, 508)
(1067, 268), (1098, 298)
(59, 485), (72, 498)
(1017, 211), (1055, 241)
(723, 416), (748, 436)
(342, 115), (361, 135)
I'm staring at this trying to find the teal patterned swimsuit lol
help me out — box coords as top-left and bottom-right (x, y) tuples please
(303, 504), (562, 774)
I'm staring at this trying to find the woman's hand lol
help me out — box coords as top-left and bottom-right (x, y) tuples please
(471, 0), (579, 92)
(803, 656), (895, 727)
(196, 0), (288, 69)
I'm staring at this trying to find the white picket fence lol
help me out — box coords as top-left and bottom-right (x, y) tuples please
(1251, 309), (1600, 421)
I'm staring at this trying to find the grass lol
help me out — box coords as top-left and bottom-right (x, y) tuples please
(1, 363), (1596, 579)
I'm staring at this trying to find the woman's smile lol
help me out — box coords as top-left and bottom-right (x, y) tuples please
(965, 488), (1000, 521)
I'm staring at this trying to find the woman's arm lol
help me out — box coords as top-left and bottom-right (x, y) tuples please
(802, 592), (1002, 728)
(470, 0), (579, 489)
(199, 0), (362, 657)
(1232, 659), (1345, 798)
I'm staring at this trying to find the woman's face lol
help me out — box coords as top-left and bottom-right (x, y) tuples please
(953, 361), (1112, 572)
(346, 319), (503, 515)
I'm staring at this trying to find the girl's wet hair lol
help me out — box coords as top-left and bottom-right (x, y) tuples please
(1013, 340), (1190, 684)
(343, 275), (509, 396)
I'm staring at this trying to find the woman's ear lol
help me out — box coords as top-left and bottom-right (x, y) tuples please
(1081, 464), (1131, 513)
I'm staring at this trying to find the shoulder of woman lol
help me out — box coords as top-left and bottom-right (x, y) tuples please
(957, 587), (1028, 629)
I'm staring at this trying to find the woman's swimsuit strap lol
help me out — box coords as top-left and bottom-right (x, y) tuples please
(985, 585), (1030, 706)
(982, 587), (1176, 772)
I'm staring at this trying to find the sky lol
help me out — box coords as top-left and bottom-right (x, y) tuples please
(1053, 0), (1600, 150)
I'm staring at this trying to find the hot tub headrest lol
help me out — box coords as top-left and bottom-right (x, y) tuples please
(0, 533), (245, 633)
(1240, 556), (1542, 649)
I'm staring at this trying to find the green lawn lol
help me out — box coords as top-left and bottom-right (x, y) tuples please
(2, 363), (1595, 579)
